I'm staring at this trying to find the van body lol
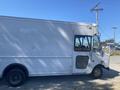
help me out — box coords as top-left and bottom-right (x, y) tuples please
(0, 16), (109, 86)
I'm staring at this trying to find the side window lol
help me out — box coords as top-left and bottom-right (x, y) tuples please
(74, 35), (91, 51)
(93, 36), (100, 49)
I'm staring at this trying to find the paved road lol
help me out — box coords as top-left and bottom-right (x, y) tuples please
(110, 56), (120, 64)
(0, 56), (120, 90)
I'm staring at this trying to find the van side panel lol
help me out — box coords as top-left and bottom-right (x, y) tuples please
(0, 16), (74, 77)
(0, 57), (73, 77)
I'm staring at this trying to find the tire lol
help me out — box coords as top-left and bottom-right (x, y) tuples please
(5, 68), (26, 87)
(91, 66), (103, 79)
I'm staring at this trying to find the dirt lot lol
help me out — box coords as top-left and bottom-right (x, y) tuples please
(0, 56), (120, 90)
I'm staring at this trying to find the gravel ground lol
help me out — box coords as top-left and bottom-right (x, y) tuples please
(0, 56), (120, 90)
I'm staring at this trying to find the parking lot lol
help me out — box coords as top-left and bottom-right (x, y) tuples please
(0, 56), (120, 90)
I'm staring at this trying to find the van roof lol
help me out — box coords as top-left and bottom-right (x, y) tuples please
(0, 15), (96, 26)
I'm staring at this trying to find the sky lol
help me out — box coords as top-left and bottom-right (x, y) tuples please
(0, 0), (120, 42)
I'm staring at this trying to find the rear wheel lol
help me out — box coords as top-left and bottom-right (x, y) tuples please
(91, 66), (103, 79)
(5, 68), (27, 87)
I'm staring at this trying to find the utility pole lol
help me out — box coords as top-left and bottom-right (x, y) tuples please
(91, 2), (103, 32)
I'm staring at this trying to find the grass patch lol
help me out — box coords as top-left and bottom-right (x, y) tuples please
(110, 50), (120, 56)
(102, 47), (120, 56)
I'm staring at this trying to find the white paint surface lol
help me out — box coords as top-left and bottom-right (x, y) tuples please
(0, 16), (108, 77)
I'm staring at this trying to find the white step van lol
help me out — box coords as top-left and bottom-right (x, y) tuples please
(0, 16), (109, 86)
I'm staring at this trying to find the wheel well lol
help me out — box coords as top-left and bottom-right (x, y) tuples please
(2, 63), (29, 78)
(91, 64), (104, 73)
(94, 64), (105, 69)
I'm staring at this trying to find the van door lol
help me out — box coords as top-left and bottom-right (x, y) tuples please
(92, 35), (110, 69)
(73, 35), (92, 74)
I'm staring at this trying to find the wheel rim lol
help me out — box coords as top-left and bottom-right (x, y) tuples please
(9, 72), (22, 85)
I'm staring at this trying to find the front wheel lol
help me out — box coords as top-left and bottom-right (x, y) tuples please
(5, 68), (26, 87)
(91, 66), (103, 79)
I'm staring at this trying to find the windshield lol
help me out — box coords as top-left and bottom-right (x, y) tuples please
(74, 35), (92, 51)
